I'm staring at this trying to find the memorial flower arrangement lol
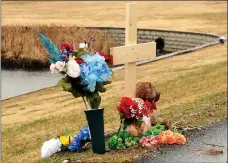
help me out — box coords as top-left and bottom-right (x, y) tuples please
(41, 126), (91, 158)
(108, 125), (186, 150)
(37, 31), (113, 109)
(37, 29), (112, 154)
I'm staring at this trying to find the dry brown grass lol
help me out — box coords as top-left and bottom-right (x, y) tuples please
(1, 1), (227, 163)
(1, 25), (116, 69)
(2, 1), (227, 35)
(1, 42), (227, 163)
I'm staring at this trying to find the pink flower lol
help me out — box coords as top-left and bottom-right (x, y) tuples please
(55, 61), (66, 72)
(50, 64), (57, 74)
(140, 136), (159, 148)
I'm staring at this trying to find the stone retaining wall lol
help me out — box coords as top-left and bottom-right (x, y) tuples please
(86, 27), (220, 52)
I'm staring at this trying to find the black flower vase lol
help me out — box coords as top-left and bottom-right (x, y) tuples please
(84, 108), (106, 154)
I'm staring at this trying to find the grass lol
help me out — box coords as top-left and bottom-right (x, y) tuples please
(1, 25), (116, 70)
(1, 42), (227, 163)
(1, 1), (227, 162)
(2, 1), (227, 35)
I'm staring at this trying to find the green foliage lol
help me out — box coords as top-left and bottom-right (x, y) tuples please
(64, 128), (69, 137)
(96, 82), (107, 93)
(145, 124), (166, 136)
(108, 130), (140, 150)
(76, 51), (86, 58)
(57, 78), (72, 92)
(85, 91), (101, 109)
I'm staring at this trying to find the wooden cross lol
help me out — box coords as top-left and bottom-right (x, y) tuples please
(110, 3), (156, 97)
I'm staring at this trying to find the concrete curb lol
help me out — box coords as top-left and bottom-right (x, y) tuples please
(112, 41), (223, 71)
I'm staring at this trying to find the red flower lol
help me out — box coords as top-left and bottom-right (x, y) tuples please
(60, 42), (74, 51)
(97, 51), (105, 56)
(75, 58), (85, 64)
(97, 51), (113, 66)
(117, 97), (135, 119)
(144, 100), (157, 111)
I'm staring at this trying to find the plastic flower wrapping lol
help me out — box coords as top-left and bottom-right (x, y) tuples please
(41, 126), (91, 158)
(38, 32), (113, 109)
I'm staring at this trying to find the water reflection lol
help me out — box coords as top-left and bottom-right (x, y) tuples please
(1, 70), (62, 100)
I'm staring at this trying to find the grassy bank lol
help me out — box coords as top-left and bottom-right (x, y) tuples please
(2, 42), (227, 163)
(1, 25), (116, 70)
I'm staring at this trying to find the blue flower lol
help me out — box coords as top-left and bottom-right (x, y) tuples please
(68, 126), (91, 152)
(80, 53), (112, 92)
(68, 135), (83, 152)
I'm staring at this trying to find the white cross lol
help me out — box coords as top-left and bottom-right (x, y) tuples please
(110, 3), (156, 97)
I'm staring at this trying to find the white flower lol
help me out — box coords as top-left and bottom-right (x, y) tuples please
(50, 64), (58, 74)
(66, 60), (81, 78)
(55, 61), (66, 72)
(79, 42), (88, 49)
(41, 138), (62, 158)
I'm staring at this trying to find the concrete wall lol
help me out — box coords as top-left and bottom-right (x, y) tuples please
(86, 27), (219, 52)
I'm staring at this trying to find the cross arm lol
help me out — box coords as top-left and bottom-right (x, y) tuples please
(110, 42), (156, 65)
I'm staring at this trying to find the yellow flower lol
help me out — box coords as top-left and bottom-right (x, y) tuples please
(59, 135), (73, 146)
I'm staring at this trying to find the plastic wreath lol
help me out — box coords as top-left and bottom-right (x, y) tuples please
(37, 30), (113, 109)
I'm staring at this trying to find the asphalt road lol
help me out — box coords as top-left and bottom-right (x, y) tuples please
(135, 119), (227, 163)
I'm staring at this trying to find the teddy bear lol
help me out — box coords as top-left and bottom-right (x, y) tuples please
(136, 82), (160, 124)
(126, 82), (172, 136)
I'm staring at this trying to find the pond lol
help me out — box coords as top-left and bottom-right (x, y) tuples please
(1, 51), (170, 100)
(1, 67), (121, 100)
(1, 69), (62, 100)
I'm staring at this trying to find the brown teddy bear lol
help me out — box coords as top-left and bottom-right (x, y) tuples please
(136, 82), (160, 125)
(125, 82), (172, 136)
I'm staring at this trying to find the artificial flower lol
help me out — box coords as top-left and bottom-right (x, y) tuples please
(117, 97), (149, 119)
(75, 58), (85, 64)
(55, 61), (66, 72)
(60, 42), (74, 61)
(140, 135), (159, 148)
(68, 126), (91, 152)
(158, 130), (186, 145)
(59, 135), (74, 146)
(79, 53), (112, 92)
(97, 51), (114, 66)
(50, 63), (58, 74)
(117, 97), (135, 119)
(68, 135), (83, 152)
(79, 43), (88, 49)
(66, 60), (80, 78)
(41, 138), (62, 158)
(60, 42), (74, 51)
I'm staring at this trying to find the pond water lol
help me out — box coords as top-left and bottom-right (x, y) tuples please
(1, 52), (171, 100)
(1, 67), (121, 100)
(1, 70), (62, 100)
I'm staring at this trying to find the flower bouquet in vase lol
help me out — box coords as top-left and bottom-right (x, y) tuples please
(37, 30), (112, 154)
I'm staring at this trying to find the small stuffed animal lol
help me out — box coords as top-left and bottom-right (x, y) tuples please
(136, 82), (160, 125)
(136, 82), (160, 103)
